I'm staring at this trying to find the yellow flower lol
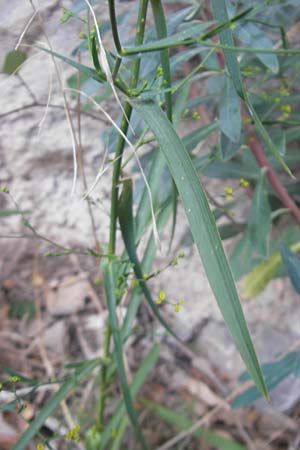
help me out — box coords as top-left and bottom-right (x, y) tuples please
(279, 86), (290, 97)
(179, 299), (185, 305)
(36, 444), (44, 450)
(159, 290), (166, 301)
(174, 303), (181, 313)
(223, 186), (233, 201)
(156, 66), (163, 78)
(192, 111), (200, 120)
(156, 290), (166, 305)
(8, 376), (20, 383)
(281, 104), (291, 114)
(239, 178), (249, 187)
(111, 428), (118, 438)
(66, 424), (81, 440)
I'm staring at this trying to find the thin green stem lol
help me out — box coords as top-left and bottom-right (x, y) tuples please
(112, 56), (122, 79)
(123, 39), (300, 56)
(97, 324), (112, 431)
(150, 0), (172, 120)
(150, 0), (176, 249)
(98, 0), (149, 433)
(108, 0), (148, 255)
(108, 0), (123, 54)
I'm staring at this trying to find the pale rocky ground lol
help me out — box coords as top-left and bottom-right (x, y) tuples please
(1, 0), (300, 418)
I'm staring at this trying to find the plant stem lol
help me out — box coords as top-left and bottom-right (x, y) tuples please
(150, 0), (172, 120)
(108, 0), (123, 54)
(97, 0), (149, 432)
(246, 124), (300, 225)
(208, 9), (300, 227)
(97, 323), (112, 431)
(108, 0), (148, 255)
(76, 52), (102, 254)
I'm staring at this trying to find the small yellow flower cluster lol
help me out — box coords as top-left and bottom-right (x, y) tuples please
(156, 66), (163, 78)
(156, 290), (166, 305)
(36, 444), (44, 450)
(223, 179), (250, 200)
(8, 376), (21, 383)
(111, 428), (118, 438)
(243, 66), (252, 77)
(66, 424), (81, 442)
(174, 299), (185, 313)
(279, 86), (290, 97)
(156, 291), (185, 313)
(192, 111), (201, 120)
(281, 104), (291, 120)
(223, 186), (233, 201)
(239, 178), (249, 187)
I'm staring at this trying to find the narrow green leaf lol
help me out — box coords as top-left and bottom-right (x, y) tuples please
(230, 234), (254, 281)
(36, 45), (105, 81)
(36, 45), (128, 95)
(220, 132), (242, 160)
(235, 22), (279, 73)
(142, 398), (248, 450)
(280, 244), (300, 294)
(132, 99), (267, 398)
(135, 122), (218, 243)
(211, 0), (245, 98)
(233, 352), (300, 409)
(246, 101), (293, 177)
(218, 222), (246, 240)
(102, 260), (149, 450)
(243, 242), (300, 298)
(211, 0), (293, 177)
(123, 7), (252, 55)
(119, 180), (179, 340)
(123, 22), (211, 54)
(91, 36), (101, 72)
(13, 359), (104, 450)
(150, 0), (178, 251)
(0, 209), (30, 217)
(99, 344), (160, 449)
(2, 50), (27, 74)
(0, 399), (19, 412)
(123, 201), (172, 340)
(150, 0), (172, 120)
(219, 75), (241, 142)
(110, 416), (129, 450)
(248, 168), (271, 258)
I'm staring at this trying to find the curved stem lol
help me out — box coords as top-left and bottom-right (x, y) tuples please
(98, 0), (149, 433)
(108, 0), (123, 54)
(150, 0), (172, 120)
(246, 125), (300, 225)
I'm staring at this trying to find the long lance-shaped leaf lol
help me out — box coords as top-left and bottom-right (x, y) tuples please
(36, 45), (129, 94)
(122, 7), (252, 55)
(246, 101), (293, 177)
(210, 0), (292, 177)
(142, 398), (248, 450)
(150, 0), (178, 251)
(99, 344), (160, 449)
(13, 358), (105, 450)
(150, 0), (172, 120)
(132, 99), (267, 398)
(211, 0), (245, 99)
(122, 200), (173, 340)
(102, 260), (149, 450)
(119, 180), (179, 340)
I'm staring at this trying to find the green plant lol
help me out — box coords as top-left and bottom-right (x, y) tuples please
(2, 0), (300, 448)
